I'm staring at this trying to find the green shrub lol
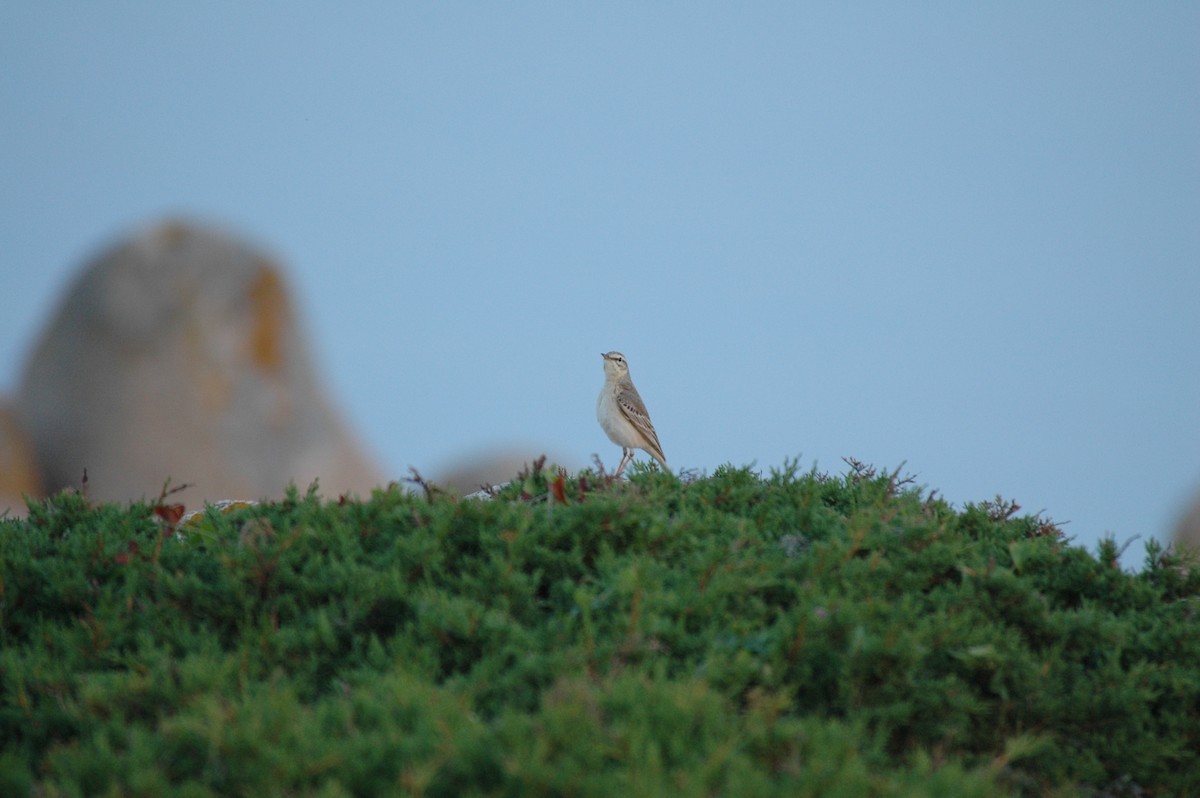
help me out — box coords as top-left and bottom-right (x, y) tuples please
(1, 460), (1197, 796)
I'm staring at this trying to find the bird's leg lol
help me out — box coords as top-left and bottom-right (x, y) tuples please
(615, 448), (632, 478)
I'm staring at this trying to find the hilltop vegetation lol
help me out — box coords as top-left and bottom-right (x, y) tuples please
(1, 460), (1198, 796)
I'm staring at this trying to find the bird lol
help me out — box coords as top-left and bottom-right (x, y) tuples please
(596, 351), (667, 477)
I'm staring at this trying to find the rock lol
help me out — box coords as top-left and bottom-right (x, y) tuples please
(434, 448), (569, 495)
(16, 219), (383, 505)
(0, 400), (41, 517)
(1175, 485), (1200, 552)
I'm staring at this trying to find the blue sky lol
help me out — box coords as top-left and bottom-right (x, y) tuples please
(2, 4), (1197, 565)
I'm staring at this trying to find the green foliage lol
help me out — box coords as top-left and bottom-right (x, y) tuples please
(2, 461), (1198, 796)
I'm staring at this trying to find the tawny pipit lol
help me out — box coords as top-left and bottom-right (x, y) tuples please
(597, 351), (667, 477)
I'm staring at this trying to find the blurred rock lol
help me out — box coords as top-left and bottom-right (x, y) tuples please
(15, 219), (383, 505)
(1174, 485), (1200, 552)
(435, 449), (570, 495)
(0, 400), (40, 517)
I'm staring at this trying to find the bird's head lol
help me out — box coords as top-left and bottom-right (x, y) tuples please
(601, 351), (629, 379)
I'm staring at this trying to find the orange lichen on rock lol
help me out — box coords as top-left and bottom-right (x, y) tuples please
(247, 262), (289, 375)
(0, 402), (41, 515)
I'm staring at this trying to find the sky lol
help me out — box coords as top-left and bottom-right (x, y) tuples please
(2, 4), (1197, 567)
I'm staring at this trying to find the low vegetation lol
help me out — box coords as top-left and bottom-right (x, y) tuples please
(1, 459), (1197, 796)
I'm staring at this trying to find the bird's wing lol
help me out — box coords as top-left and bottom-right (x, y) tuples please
(618, 386), (667, 466)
